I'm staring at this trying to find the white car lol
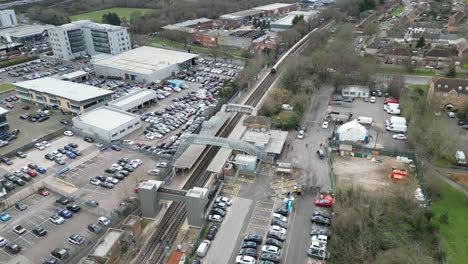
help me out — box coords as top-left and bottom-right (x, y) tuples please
(208, 214), (223, 223)
(261, 245), (281, 255)
(105, 177), (119, 184)
(272, 213), (288, 223)
(215, 196), (232, 206)
(49, 214), (65, 225)
(96, 142), (104, 148)
(89, 178), (101, 186)
(64, 131), (74, 136)
(392, 134), (406, 140)
(41, 141), (51, 148)
(269, 225), (287, 235)
(131, 159), (143, 166)
(311, 234), (328, 244)
(111, 164), (123, 170)
(322, 121), (329, 129)
(370, 96), (376, 103)
(310, 240), (326, 250)
(157, 162), (168, 168)
(52, 151), (63, 158)
(0, 236), (7, 247)
(98, 216), (111, 226)
(235, 255), (256, 264)
(34, 143), (45, 150)
(447, 111), (455, 118)
(297, 130), (305, 139)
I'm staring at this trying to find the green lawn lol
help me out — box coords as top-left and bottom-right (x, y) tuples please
(150, 37), (246, 58)
(463, 61), (468, 69)
(391, 6), (404, 17)
(69, 8), (153, 22)
(407, 84), (429, 92)
(0, 83), (14, 92)
(381, 66), (437, 76)
(432, 180), (468, 264)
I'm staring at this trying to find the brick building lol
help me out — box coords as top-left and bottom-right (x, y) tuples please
(252, 3), (297, 16)
(376, 47), (412, 64)
(428, 77), (468, 110)
(191, 32), (217, 47)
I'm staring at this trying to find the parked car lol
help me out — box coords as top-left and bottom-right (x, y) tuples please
(98, 216), (111, 226)
(2, 157), (12, 165)
(310, 228), (332, 238)
(66, 204), (81, 213)
(87, 224), (103, 234)
(15, 202), (27, 211)
(32, 226), (47, 237)
(314, 195), (333, 207)
(244, 234), (263, 243)
(38, 189), (50, 196)
(260, 252), (280, 263)
(215, 196), (232, 206)
(12, 225), (26, 235)
(56, 197), (70, 205)
(15, 151), (26, 158)
(240, 241), (257, 249)
(208, 214), (223, 223)
(206, 225), (218, 240)
(68, 234), (85, 245)
(307, 248), (330, 260)
(51, 248), (69, 259)
(58, 209), (73, 219)
(5, 243), (21, 254)
(311, 215), (331, 226)
(235, 255), (256, 264)
(265, 238), (283, 249)
(239, 248), (258, 258)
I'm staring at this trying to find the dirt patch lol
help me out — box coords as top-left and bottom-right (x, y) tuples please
(333, 155), (414, 193)
(450, 172), (468, 187)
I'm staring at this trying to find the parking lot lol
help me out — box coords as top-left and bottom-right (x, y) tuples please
(0, 58), (79, 83)
(329, 96), (407, 151)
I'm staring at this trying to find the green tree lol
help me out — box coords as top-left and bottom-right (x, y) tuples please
(416, 36), (425, 48)
(102, 12), (121, 26)
(292, 15), (304, 25)
(445, 64), (456, 78)
(457, 101), (468, 120)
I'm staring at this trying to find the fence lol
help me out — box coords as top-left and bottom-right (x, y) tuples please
(0, 182), (44, 210)
(327, 140), (426, 196)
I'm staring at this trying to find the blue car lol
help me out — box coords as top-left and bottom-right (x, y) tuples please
(0, 213), (11, 222)
(64, 145), (73, 151)
(58, 209), (73, 219)
(65, 151), (76, 159)
(36, 167), (47, 174)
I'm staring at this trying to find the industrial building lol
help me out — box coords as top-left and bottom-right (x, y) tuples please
(0, 10), (17, 29)
(108, 89), (157, 112)
(0, 24), (54, 43)
(0, 107), (9, 135)
(252, 3), (297, 15)
(243, 130), (288, 157)
(48, 20), (131, 60)
(14, 77), (114, 114)
(219, 9), (264, 29)
(72, 106), (141, 142)
(162, 18), (214, 33)
(93, 46), (198, 83)
(270, 10), (318, 31)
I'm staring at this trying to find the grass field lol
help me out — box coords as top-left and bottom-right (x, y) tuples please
(407, 84), (429, 92)
(391, 6), (404, 17)
(463, 61), (468, 69)
(432, 179), (468, 264)
(69, 8), (153, 22)
(0, 83), (14, 93)
(150, 37), (246, 58)
(381, 66), (437, 76)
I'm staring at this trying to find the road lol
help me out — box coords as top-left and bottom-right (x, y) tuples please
(282, 86), (333, 264)
(0, 0), (45, 9)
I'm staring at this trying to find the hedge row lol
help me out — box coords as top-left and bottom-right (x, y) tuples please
(0, 55), (40, 69)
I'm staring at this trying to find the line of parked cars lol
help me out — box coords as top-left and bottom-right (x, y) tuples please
(43, 142), (82, 165)
(89, 157), (142, 189)
(308, 193), (333, 260)
(2, 163), (46, 194)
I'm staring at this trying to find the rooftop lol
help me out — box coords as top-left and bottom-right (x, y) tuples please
(109, 89), (156, 107)
(243, 130), (288, 154)
(431, 77), (468, 95)
(93, 46), (198, 75)
(0, 24), (54, 38)
(253, 3), (296, 11)
(59, 20), (126, 32)
(220, 9), (264, 20)
(61, 70), (88, 80)
(0, 106), (9, 115)
(74, 106), (138, 130)
(164, 18), (212, 29)
(14, 77), (113, 102)
(91, 229), (124, 257)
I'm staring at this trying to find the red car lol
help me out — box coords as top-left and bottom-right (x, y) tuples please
(384, 99), (398, 105)
(134, 186), (139, 193)
(314, 195), (334, 208)
(27, 170), (38, 177)
(38, 190), (50, 196)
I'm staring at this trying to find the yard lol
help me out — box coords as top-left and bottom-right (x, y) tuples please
(391, 6), (404, 17)
(69, 8), (154, 22)
(432, 179), (468, 264)
(0, 83), (14, 92)
(407, 84), (429, 92)
(381, 66), (437, 76)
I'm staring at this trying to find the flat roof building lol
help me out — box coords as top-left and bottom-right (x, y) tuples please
(270, 10), (318, 31)
(60, 70), (90, 81)
(0, 106), (9, 135)
(162, 18), (214, 33)
(93, 46), (198, 83)
(48, 20), (131, 61)
(89, 229), (124, 264)
(14, 77), (114, 114)
(0, 24), (53, 43)
(252, 3), (297, 15)
(108, 89), (157, 112)
(0, 10), (17, 29)
(73, 106), (141, 142)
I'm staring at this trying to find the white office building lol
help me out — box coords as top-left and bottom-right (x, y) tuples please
(72, 106), (141, 142)
(48, 20), (131, 60)
(0, 10), (17, 29)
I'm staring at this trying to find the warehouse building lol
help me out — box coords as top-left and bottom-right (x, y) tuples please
(162, 18), (214, 33)
(73, 106), (141, 142)
(252, 3), (297, 16)
(219, 9), (264, 29)
(108, 89), (157, 112)
(270, 10), (318, 31)
(0, 24), (53, 43)
(14, 77), (114, 114)
(93, 46), (198, 83)
(48, 20), (131, 61)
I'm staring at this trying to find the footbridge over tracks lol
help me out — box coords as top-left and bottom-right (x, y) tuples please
(225, 104), (257, 115)
(175, 134), (274, 164)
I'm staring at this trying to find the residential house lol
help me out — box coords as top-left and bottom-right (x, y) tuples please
(428, 77), (468, 110)
(447, 11), (468, 32)
(376, 47), (412, 64)
(423, 49), (458, 68)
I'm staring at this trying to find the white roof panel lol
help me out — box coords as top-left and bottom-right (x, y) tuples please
(74, 106), (138, 131)
(253, 3), (295, 11)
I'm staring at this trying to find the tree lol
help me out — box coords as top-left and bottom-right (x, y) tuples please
(292, 15), (304, 25)
(268, 88), (290, 105)
(457, 101), (468, 120)
(445, 64), (456, 78)
(388, 75), (403, 100)
(102, 12), (121, 26)
(416, 36), (425, 48)
(280, 58), (306, 94)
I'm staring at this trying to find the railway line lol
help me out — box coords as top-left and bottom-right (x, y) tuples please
(133, 20), (335, 264)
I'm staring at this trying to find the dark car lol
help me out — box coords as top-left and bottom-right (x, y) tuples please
(42, 257), (62, 264)
(206, 225), (218, 240)
(100, 181), (115, 189)
(111, 145), (121, 151)
(51, 248), (69, 259)
(112, 173), (125, 181)
(84, 136), (94, 143)
(27, 163), (38, 169)
(1, 179), (15, 191)
(5, 243), (21, 254)
(12, 177), (25, 186)
(104, 168), (117, 174)
(68, 143), (78, 148)
(240, 241), (257, 249)
(310, 228), (332, 238)
(66, 204), (81, 213)
(88, 224), (103, 234)
(15, 202), (27, 211)
(274, 207), (288, 217)
(239, 248), (258, 258)
(4, 173), (15, 181)
(2, 157), (12, 165)
(462, 124), (468, 130)
(307, 248), (330, 260)
(116, 170), (129, 177)
(56, 197), (70, 205)
(458, 120), (466, 126)
(45, 153), (55, 160)
(312, 210), (331, 219)
(95, 175), (107, 182)
(16, 151), (27, 158)
(271, 219), (288, 229)
(211, 208), (226, 217)
(32, 226), (47, 237)
(260, 252), (280, 263)
(265, 238), (283, 249)
(57, 148), (66, 154)
(311, 215), (331, 226)
(244, 234), (263, 243)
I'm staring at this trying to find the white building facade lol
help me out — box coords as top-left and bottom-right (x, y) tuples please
(48, 20), (131, 60)
(0, 10), (17, 29)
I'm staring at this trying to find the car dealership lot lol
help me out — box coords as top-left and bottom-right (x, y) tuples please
(0, 192), (98, 263)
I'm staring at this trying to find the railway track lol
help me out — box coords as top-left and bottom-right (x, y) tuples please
(133, 20), (335, 264)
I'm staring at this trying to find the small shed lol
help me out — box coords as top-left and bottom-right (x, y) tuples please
(342, 85), (370, 98)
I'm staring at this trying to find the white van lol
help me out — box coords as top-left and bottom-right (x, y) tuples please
(386, 124), (407, 133)
(384, 103), (399, 111)
(388, 108), (401, 115)
(386, 120), (406, 126)
(356, 116), (373, 125)
(282, 104), (293, 110)
(196, 240), (211, 258)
